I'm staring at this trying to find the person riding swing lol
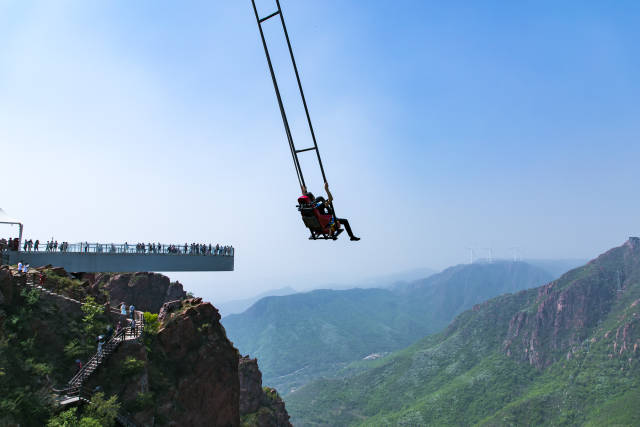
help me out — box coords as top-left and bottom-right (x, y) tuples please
(251, 3), (361, 242)
(297, 183), (360, 241)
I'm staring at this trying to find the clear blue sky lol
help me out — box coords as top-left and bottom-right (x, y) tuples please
(1, 1), (639, 301)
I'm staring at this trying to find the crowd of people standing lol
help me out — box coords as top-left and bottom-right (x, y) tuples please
(0, 238), (70, 252)
(0, 238), (20, 251)
(133, 242), (233, 256)
(1, 238), (233, 256)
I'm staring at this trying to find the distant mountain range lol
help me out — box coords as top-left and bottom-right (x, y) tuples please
(218, 269), (438, 317)
(223, 261), (552, 394)
(219, 261), (582, 318)
(321, 267), (438, 291)
(217, 287), (297, 317)
(286, 238), (640, 426)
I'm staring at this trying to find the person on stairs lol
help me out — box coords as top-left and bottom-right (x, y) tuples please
(97, 335), (104, 357)
(105, 325), (113, 341)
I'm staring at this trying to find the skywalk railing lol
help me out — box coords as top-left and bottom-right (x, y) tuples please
(13, 242), (234, 256)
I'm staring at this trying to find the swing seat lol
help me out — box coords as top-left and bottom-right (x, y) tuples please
(298, 196), (343, 239)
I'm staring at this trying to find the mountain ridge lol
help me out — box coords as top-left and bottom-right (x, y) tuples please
(223, 261), (552, 393)
(286, 238), (640, 426)
(218, 286), (298, 317)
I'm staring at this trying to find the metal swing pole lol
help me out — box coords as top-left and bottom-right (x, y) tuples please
(274, 0), (329, 187)
(251, 0), (307, 194)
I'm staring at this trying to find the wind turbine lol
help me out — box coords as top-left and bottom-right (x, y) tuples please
(465, 247), (476, 264)
(508, 247), (521, 262)
(482, 247), (494, 263)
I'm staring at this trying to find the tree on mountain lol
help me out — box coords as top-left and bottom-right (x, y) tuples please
(47, 393), (119, 427)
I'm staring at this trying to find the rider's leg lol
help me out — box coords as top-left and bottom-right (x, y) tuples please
(337, 218), (360, 241)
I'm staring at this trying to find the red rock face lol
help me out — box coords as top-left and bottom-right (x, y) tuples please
(503, 239), (640, 368)
(92, 272), (186, 313)
(239, 356), (264, 415)
(156, 300), (240, 427)
(239, 356), (292, 427)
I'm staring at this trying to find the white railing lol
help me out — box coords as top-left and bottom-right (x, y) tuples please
(10, 241), (234, 256)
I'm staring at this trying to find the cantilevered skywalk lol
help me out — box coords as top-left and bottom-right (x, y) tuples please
(2, 242), (233, 272)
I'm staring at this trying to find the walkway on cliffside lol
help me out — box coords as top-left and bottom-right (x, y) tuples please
(15, 270), (142, 426)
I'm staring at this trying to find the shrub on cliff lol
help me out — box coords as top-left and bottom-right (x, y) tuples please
(81, 296), (106, 338)
(47, 392), (119, 427)
(0, 271), (112, 425)
(120, 356), (146, 377)
(0, 283), (53, 425)
(43, 269), (87, 301)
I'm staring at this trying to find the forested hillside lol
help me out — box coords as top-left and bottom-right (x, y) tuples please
(223, 261), (551, 393)
(286, 238), (640, 426)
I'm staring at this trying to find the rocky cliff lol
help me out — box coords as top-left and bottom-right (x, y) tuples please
(83, 295), (295, 426)
(503, 237), (640, 368)
(239, 356), (292, 426)
(156, 298), (240, 426)
(90, 272), (187, 313)
(0, 265), (291, 426)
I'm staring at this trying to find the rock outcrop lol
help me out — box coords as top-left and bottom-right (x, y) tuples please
(503, 237), (640, 368)
(239, 356), (292, 427)
(155, 299), (240, 426)
(91, 272), (187, 313)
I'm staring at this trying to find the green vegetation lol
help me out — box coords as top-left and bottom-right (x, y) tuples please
(223, 261), (552, 394)
(121, 356), (146, 377)
(0, 286), (53, 424)
(142, 311), (160, 350)
(286, 242), (640, 426)
(583, 388), (640, 427)
(130, 391), (155, 412)
(47, 408), (100, 427)
(143, 311), (160, 334)
(81, 296), (106, 340)
(0, 272), (113, 425)
(263, 386), (281, 402)
(47, 393), (119, 427)
(241, 409), (271, 427)
(41, 269), (88, 301)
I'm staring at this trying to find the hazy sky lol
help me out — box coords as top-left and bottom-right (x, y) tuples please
(1, 1), (639, 302)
